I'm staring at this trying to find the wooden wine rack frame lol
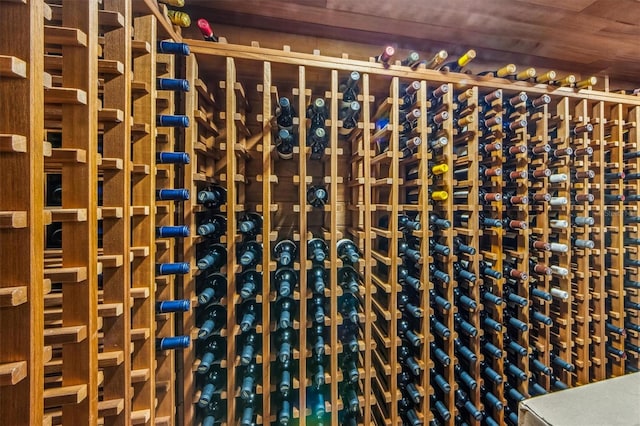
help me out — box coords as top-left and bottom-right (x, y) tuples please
(1, 1), (640, 425)
(182, 38), (640, 425)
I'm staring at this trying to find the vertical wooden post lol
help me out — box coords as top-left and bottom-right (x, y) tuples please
(131, 14), (157, 424)
(0, 1), (44, 425)
(101, 0), (132, 423)
(60, 0), (99, 423)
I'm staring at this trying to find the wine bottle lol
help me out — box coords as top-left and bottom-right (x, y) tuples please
(529, 378), (548, 396)
(197, 19), (218, 42)
(156, 299), (190, 313)
(481, 337), (502, 360)
(399, 318), (422, 347)
(239, 334), (258, 368)
(272, 299), (295, 337)
(310, 294), (326, 324)
(309, 353), (326, 388)
(505, 360), (527, 382)
(276, 327), (295, 363)
(531, 287), (553, 302)
(157, 40), (190, 55)
(481, 385), (503, 411)
(156, 114), (189, 128)
(238, 299), (259, 332)
(156, 262), (190, 275)
(454, 288), (477, 311)
(481, 285), (502, 306)
(429, 213), (451, 229)
(375, 46), (395, 67)
(504, 264), (528, 282)
(196, 304), (226, 340)
(454, 261), (476, 283)
(399, 346), (421, 376)
(480, 311), (502, 333)
(338, 101), (360, 136)
(337, 238), (361, 263)
(271, 240), (297, 267)
(197, 367), (225, 408)
(480, 260), (502, 279)
(504, 287), (528, 307)
(339, 293), (360, 323)
(341, 353), (360, 384)
(274, 268), (297, 298)
(399, 240), (421, 262)
(430, 264), (450, 284)
(455, 364), (477, 391)
(156, 78), (190, 92)
(239, 363), (258, 401)
(399, 291), (423, 318)
(455, 389), (482, 421)
(439, 49), (476, 72)
(339, 71), (361, 102)
(455, 338), (477, 364)
(238, 212), (262, 237)
(197, 185), (227, 209)
(401, 51), (421, 69)
(430, 292), (451, 314)
(156, 225), (190, 238)
(275, 97), (296, 131)
(197, 272), (226, 305)
(453, 236), (476, 255)
(309, 265), (327, 294)
(340, 323), (361, 353)
(429, 238), (450, 256)
(503, 216), (527, 230)
(431, 368), (450, 393)
(156, 188), (189, 201)
(277, 398), (292, 424)
(454, 313), (477, 337)
(399, 81), (421, 111)
(307, 184), (329, 208)
(505, 311), (528, 332)
(275, 129), (296, 159)
(339, 266), (361, 293)
(237, 241), (262, 267)
(431, 394), (451, 422)
(200, 396), (224, 426)
(480, 361), (502, 385)
(196, 335), (225, 374)
(237, 269), (261, 300)
(197, 242), (226, 271)
(309, 390), (326, 419)
(424, 50), (448, 69)
(310, 324), (326, 357)
(308, 238), (329, 263)
(399, 370), (421, 404)
(197, 215), (227, 238)
(431, 341), (451, 366)
(478, 63), (517, 78)
(156, 335), (190, 350)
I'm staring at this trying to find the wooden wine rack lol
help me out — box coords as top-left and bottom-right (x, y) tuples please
(2, 2), (640, 425)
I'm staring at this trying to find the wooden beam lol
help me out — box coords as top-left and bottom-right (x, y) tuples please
(0, 134), (27, 153)
(43, 384), (88, 408)
(0, 55), (27, 78)
(0, 361), (28, 386)
(43, 325), (87, 345)
(0, 211), (27, 229)
(0, 286), (28, 307)
(44, 25), (87, 46)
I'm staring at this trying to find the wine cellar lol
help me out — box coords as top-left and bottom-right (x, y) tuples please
(1, 0), (640, 425)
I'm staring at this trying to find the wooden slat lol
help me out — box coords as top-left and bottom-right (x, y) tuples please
(43, 384), (87, 408)
(0, 361), (27, 386)
(43, 325), (87, 345)
(0, 134), (27, 153)
(44, 87), (87, 105)
(131, 368), (150, 383)
(45, 208), (87, 223)
(0, 211), (27, 229)
(44, 25), (87, 46)
(98, 351), (124, 368)
(98, 59), (124, 75)
(0, 286), (28, 307)
(98, 108), (124, 123)
(98, 399), (124, 417)
(98, 10), (125, 29)
(131, 409), (151, 425)
(43, 267), (88, 283)
(0, 55), (27, 78)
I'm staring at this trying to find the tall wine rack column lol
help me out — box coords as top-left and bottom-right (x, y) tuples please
(223, 56), (239, 425)
(46, 0), (100, 423)
(0, 1), (45, 425)
(100, 0), (132, 423)
(131, 15), (156, 425)
(369, 77), (400, 426)
(626, 106), (640, 373)
(295, 64), (309, 424)
(416, 81), (432, 426)
(604, 103), (627, 375)
(549, 98), (573, 388)
(528, 98), (552, 393)
(505, 90), (531, 403)
(155, 51), (177, 425)
(572, 99), (592, 385)
(590, 101), (607, 380)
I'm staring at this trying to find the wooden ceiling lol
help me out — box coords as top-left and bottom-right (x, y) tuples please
(182, 0), (640, 83)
